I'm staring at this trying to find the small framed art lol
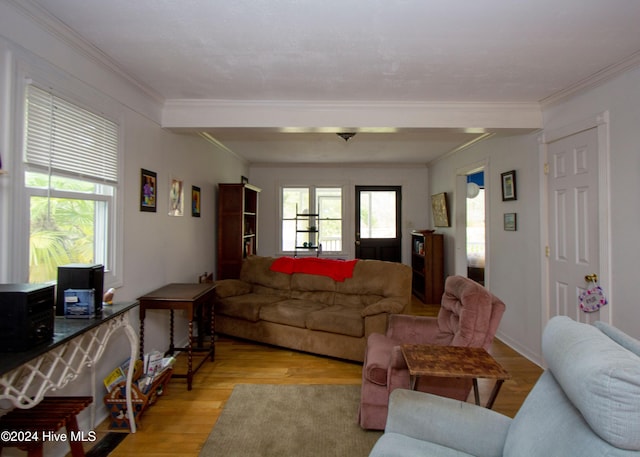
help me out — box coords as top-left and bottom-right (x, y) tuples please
(501, 170), (517, 201)
(140, 168), (157, 212)
(192, 186), (201, 217)
(431, 192), (450, 227)
(504, 212), (517, 231)
(169, 177), (184, 216)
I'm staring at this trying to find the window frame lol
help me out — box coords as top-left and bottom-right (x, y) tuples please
(279, 184), (346, 257)
(24, 172), (116, 283)
(10, 62), (124, 288)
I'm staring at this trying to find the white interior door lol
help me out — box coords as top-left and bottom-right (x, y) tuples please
(547, 127), (603, 324)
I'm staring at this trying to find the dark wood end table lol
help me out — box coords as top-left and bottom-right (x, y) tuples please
(138, 283), (216, 390)
(401, 344), (511, 409)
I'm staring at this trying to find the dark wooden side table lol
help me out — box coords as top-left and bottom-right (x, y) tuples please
(401, 344), (511, 409)
(138, 283), (216, 390)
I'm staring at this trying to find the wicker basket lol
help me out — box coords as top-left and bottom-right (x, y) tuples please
(103, 368), (173, 430)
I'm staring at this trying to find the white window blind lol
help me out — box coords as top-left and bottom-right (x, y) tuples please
(24, 85), (119, 183)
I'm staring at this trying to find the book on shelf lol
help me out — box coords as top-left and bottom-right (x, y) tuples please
(244, 238), (254, 256)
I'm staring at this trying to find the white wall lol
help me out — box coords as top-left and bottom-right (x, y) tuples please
(429, 64), (640, 364)
(0, 4), (247, 454)
(543, 65), (640, 340)
(249, 164), (430, 264)
(428, 132), (544, 362)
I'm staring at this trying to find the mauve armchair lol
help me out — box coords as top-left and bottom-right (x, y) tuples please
(358, 275), (506, 430)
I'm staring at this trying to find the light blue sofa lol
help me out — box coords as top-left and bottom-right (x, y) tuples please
(369, 316), (640, 457)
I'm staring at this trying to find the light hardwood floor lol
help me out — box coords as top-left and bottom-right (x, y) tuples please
(88, 297), (543, 457)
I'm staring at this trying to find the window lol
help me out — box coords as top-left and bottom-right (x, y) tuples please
(281, 186), (343, 253)
(23, 85), (119, 284)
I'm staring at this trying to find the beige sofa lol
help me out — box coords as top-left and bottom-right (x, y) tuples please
(214, 255), (412, 362)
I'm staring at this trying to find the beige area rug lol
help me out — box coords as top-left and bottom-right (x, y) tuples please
(199, 384), (382, 457)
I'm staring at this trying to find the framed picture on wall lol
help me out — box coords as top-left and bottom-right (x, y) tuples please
(431, 192), (450, 227)
(140, 168), (157, 212)
(504, 212), (517, 231)
(168, 177), (184, 216)
(501, 170), (517, 201)
(192, 185), (201, 217)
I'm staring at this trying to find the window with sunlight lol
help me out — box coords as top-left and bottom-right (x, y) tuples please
(281, 186), (343, 254)
(24, 85), (118, 283)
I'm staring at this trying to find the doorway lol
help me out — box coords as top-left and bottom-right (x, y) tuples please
(544, 119), (611, 324)
(454, 162), (489, 284)
(355, 186), (402, 261)
(466, 172), (485, 285)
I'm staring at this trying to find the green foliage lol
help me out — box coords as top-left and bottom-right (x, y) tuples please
(27, 173), (97, 283)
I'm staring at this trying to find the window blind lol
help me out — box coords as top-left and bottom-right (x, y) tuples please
(24, 85), (119, 184)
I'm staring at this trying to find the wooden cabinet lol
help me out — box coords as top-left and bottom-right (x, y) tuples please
(217, 183), (261, 279)
(411, 231), (444, 304)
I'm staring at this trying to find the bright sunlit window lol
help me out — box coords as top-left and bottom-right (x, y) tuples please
(23, 84), (119, 283)
(281, 186), (343, 254)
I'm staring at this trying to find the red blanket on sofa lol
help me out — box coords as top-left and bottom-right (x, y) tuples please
(270, 257), (359, 282)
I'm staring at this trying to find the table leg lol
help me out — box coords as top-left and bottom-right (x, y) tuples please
(409, 375), (417, 390)
(485, 379), (505, 409)
(139, 314), (145, 360)
(196, 302), (204, 349)
(187, 319), (194, 390)
(168, 309), (175, 354)
(214, 300), (216, 362)
(472, 378), (480, 406)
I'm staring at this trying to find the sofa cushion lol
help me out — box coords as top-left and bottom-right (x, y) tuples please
(370, 432), (477, 457)
(216, 294), (283, 322)
(438, 276), (495, 348)
(240, 255), (291, 292)
(291, 272), (336, 305)
(215, 279), (251, 298)
(504, 371), (628, 457)
(291, 272), (337, 292)
(594, 320), (640, 357)
(259, 299), (327, 328)
(334, 292), (385, 307)
(542, 316), (640, 450)
(305, 305), (364, 337)
(336, 260), (411, 301)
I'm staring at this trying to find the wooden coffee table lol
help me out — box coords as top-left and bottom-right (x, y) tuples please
(401, 344), (510, 409)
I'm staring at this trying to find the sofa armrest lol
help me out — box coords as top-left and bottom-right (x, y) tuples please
(214, 279), (252, 298)
(386, 389), (511, 457)
(361, 298), (406, 317)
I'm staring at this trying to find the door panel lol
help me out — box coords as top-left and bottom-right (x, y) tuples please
(355, 186), (401, 262)
(548, 128), (600, 324)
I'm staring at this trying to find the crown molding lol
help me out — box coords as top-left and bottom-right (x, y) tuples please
(540, 50), (640, 108)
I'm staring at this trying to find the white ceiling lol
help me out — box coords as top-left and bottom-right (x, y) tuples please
(27, 0), (640, 164)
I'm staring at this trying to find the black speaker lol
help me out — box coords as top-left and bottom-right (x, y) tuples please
(56, 264), (104, 316)
(0, 283), (55, 351)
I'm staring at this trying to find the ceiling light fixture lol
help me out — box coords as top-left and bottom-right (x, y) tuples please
(336, 132), (356, 142)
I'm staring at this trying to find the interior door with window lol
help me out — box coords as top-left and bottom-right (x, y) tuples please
(355, 186), (401, 262)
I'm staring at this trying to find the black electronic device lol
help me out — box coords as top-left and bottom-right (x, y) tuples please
(56, 263), (104, 316)
(0, 283), (55, 351)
